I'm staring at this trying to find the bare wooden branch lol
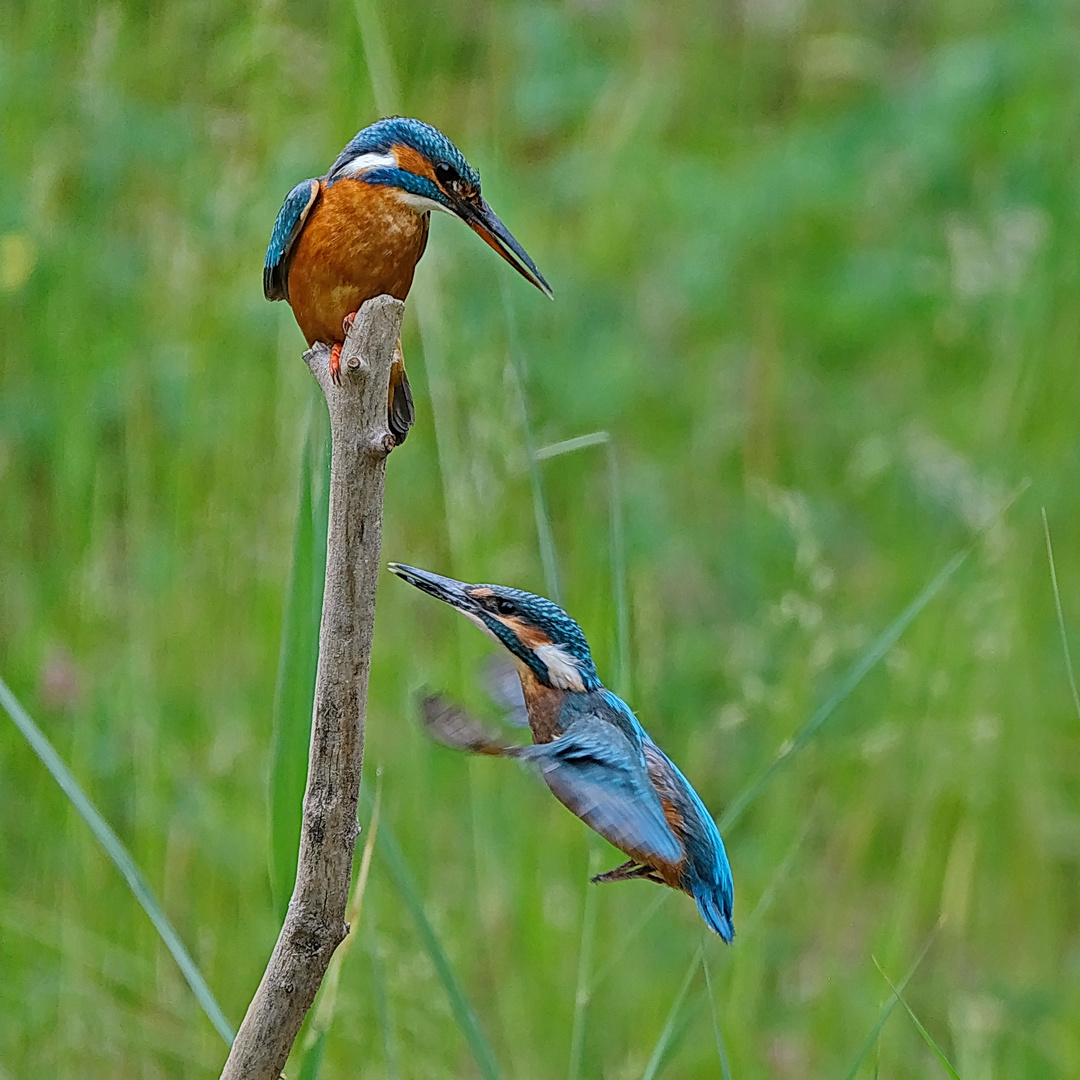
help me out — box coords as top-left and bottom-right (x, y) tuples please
(220, 294), (405, 1080)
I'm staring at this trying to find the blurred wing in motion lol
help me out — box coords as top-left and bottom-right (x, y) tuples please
(418, 693), (513, 756)
(481, 655), (529, 727)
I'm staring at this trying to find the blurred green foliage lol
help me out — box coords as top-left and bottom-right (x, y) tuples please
(3, 0), (1080, 1076)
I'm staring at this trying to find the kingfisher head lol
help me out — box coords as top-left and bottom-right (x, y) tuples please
(327, 117), (552, 298)
(389, 564), (600, 692)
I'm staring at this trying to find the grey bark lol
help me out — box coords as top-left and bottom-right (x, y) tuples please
(219, 294), (405, 1080)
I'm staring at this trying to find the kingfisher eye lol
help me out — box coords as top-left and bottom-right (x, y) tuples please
(495, 598), (517, 616)
(434, 161), (460, 186)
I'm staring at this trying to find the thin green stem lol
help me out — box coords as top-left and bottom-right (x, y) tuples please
(1040, 507), (1080, 722)
(0, 676), (234, 1045)
(873, 956), (962, 1079)
(641, 945), (703, 1080)
(567, 848), (601, 1080)
(841, 924), (941, 1080)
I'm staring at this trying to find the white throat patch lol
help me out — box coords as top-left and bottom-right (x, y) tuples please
(535, 643), (586, 692)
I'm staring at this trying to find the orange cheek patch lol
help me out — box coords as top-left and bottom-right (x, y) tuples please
(392, 144), (437, 183)
(501, 617), (553, 650)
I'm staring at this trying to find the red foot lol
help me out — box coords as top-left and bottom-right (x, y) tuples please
(329, 343), (343, 386)
(342, 311), (358, 336)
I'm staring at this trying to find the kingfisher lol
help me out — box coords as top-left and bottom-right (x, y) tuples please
(264, 117), (552, 443)
(388, 564), (735, 941)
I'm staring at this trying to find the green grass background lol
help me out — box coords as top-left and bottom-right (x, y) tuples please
(3, 0), (1080, 1076)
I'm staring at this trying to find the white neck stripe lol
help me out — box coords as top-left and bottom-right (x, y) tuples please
(338, 151), (397, 176)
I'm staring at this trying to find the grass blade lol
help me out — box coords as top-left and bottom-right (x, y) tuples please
(368, 918), (402, 1080)
(535, 433), (613, 458)
(1040, 507), (1080, 722)
(352, 0), (402, 115)
(702, 953), (734, 1080)
(535, 432), (629, 694)
(598, 543), (970, 984)
(841, 924), (940, 1080)
(744, 813), (815, 934)
(0, 675), (235, 1045)
(296, 1032), (327, 1080)
(604, 439), (630, 697)
(873, 956), (962, 1079)
(641, 945), (703, 1080)
(269, 403), (330, 919)
(720, 548), (969, 831)
(567, 848), (601, 1080)
(589, 891), (670, 994)
(503, 281), (562, 603)
(365, 791), (503, 1080)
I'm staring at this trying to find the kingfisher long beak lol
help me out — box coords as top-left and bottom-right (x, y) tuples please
(459, 199), (553, 299)
(388, 563), (478, 612)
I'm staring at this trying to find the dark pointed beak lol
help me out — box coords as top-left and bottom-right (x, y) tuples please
(457, 198), (553, 299)
(388, 563), (478, 612)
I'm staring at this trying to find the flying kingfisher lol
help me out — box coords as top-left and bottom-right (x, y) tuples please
(264, 117), (552, 443)
(388, 563), (735, 941)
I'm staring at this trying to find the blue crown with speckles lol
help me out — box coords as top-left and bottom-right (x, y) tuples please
(328, 117), (480, 186)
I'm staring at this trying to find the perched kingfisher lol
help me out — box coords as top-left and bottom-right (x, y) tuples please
(264, 117), (552, 443)
(388, 564), (735, 941)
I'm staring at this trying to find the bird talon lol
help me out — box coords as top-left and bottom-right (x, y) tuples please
(342, 311), (358, 337)
(329, 343), (343, 386)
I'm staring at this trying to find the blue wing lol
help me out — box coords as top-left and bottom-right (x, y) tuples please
(642, 739), (735, 941)
(263, 178), (320, 301)
(518, 714), (684, 867)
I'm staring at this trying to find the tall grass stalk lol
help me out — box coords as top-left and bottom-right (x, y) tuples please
(702, 954), (734, 1080)
(1040, 507), (1080, 722)
(269, 401), (329, 919)
(365, 790), (504, 1080)
(841, 925), (941, 1080)
(353, 0), (473, 572)
(567, 847), (602, 1080)
(601, 546), (970, 973)
(720, 548), (969, 831)
(0, 676), (235, 1045)
(640, 945), (703, 1080)
(872, 956), (963, 1079)
(536, 432), (629, 694)
(503, 280), (562, 602)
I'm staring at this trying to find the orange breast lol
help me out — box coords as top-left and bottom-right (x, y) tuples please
(515, 662), (567, 744)
(287, 179), (429, 346)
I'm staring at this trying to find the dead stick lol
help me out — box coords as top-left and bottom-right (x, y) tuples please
(220, 294), (405, 1080)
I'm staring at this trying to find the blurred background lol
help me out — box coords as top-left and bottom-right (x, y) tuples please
(2, 0), (1080, 1076)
